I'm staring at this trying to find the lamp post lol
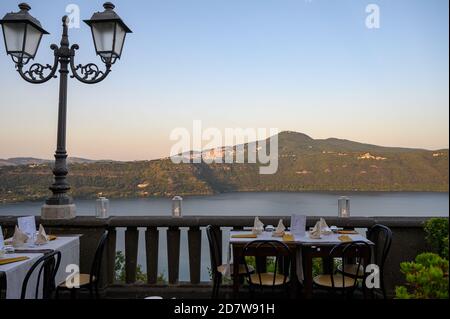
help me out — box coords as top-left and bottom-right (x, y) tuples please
(0, 2), (132, 219)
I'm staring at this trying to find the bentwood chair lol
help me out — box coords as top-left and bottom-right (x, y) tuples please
(367, 224), (392, 298)
(313, 241), (371, 299)
(21, 251), (61, 299)
(337, 225), (392, 299)
(206, 225), (253, 299)
(57, 231), (108, 299)
(242, 240), (292, 298)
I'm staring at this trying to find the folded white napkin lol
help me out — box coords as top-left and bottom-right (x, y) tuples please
(309, 221), (322, 239)
(272, 219), (286, 237)
(35, 224), (48, 245)
(319, 218), (332, 235)
(309, 218), (332, 239)
(252, 217), (264, 235)
(12, 226), (29, 247)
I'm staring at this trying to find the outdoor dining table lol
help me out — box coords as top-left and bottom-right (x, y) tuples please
(228, 231), (374, 299)
(0, 235), (80, 299)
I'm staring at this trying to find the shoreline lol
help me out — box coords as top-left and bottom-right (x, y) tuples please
(1, 189), (449, 206)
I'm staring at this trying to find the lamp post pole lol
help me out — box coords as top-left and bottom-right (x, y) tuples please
(46, 17), (71, 207)
(0, 2), (132, 219)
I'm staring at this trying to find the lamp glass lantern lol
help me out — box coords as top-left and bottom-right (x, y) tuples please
(338, 196), (350, 218)
(84, 2), (132, 62)
(0, 3), (49, 60)
(96, 197), (110, 219)
(172, 196), (183, 218)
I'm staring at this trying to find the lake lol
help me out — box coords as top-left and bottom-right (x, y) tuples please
(0, 191), (448, 217)
(0, 192), (448, 282)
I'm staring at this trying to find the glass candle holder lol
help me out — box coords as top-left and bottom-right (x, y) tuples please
(338, 196), (350, 218)
(96, 197), (110, 219)
(172, 196), (183, 217)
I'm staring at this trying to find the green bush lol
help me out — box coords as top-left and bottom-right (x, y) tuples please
(395, 252), (449, 299)
(115, 251), (166, 284)
(312, 258), (323, 277)
(239, 257), (325, 279)
(243, 256), (277, 273)
(424, 218), (449, 259)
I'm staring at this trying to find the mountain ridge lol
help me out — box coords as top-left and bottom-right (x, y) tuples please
(0, 157), (106, 166)
(1, 131), (446, 166)
(0, 131), (448, 203)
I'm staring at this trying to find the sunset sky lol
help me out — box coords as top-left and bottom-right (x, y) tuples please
(0, 0), (448, 161)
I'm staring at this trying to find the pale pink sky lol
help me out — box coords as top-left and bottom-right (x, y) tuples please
(0, 0), (448, 161)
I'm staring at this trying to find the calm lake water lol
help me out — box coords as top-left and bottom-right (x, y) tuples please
(0, 192), (448, 282)
(0, 191), (448, 217)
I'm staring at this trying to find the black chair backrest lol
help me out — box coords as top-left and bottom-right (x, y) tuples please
(21, 251), (61, 299)
(242, 240), (291, 288)
(329, 241), (372, 291)
(90, 231), (109, 284)
(206, 225), (221, 275)
(367, 224), (392, 270)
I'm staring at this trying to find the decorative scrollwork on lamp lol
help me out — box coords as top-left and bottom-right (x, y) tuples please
(15, 44), (59, 84)
(69, 44), (111, 84)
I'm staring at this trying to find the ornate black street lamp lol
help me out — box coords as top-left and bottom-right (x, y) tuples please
(0, 2), (132, 219)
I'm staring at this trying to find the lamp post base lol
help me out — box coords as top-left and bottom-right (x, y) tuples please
(41, 204), (76, 220)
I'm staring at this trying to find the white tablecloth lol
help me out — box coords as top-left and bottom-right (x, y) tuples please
(226, 231), (373, 282)
(28, 236), (81, 286)
(228, 231), (370, 244)
(0, 236), (80, 299)
(1, 253), (43, 299)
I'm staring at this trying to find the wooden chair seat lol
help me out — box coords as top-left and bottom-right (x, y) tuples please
(217, 264), (254, 276)
(249, 273), (290, 286)
(58, 274), (93, 289)
(337, 264), (364, 277)
(56, 231), (108, 299)
(313, 274), (356, 289)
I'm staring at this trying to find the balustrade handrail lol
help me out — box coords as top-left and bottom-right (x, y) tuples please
(0, 215), (444, 297)
(0, 215), (436, 228)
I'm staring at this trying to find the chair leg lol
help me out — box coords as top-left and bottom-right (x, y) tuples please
(88, 285), (94, 299)
(216, 276), (221, 299)
(212, 276), (216, 299)
(362, 278), (368, 300)
(70, 288), (77, 300)
(211, 278), (215, 299)
(381, 282), (387, 300)
(285, 283), (291, 299)
(379, 269), (387, 299)
(249, 284), (255, 299)
(212, 274), (220, 299)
